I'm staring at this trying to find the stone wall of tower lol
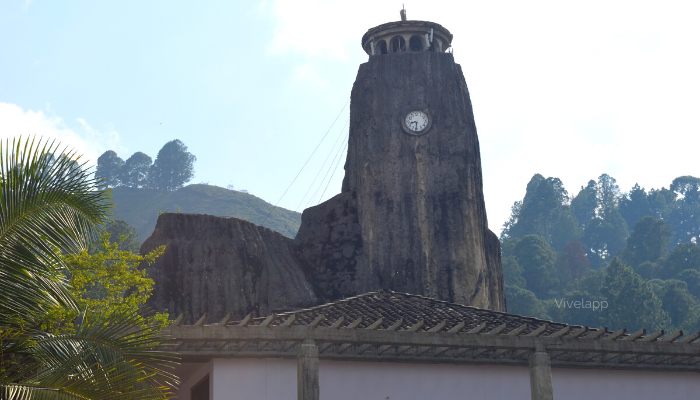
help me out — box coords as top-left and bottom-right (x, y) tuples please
(297, 51), (505, 311)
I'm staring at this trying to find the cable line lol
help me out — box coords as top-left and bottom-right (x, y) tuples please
(317, 137), (348, 205)
(261, 98), (349, 226)
(281, 117), (349, 233)
(311, 129), (348, 206)
(300, 130), (348, 216)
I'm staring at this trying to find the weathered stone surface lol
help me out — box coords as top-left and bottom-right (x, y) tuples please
(141, 213), (317, 324)
(143, 49), (506, 317)
(298, 51), (504, 310)
(293, 191), (362, 303)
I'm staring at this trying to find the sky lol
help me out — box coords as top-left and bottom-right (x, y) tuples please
(1, 0), (699, 234)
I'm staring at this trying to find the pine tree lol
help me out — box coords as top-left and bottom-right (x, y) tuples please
(149, 140), (196, 191)
(95, 150), (124, 188)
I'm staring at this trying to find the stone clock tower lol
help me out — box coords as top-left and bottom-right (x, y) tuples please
(142, 12), (506, 322)
(295, 13), (506, 311)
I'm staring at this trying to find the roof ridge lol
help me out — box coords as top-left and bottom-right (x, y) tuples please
(241, 290), (577, 329)
(384, 291), (575, 327)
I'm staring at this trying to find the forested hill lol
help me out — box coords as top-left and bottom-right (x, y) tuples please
(111, 184), (301, 241)
(502, 173), (700, 334)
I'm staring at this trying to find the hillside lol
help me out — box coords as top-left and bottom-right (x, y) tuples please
(111, 184), (301, 242)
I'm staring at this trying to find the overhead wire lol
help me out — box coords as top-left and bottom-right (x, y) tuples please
(317, 136), (348, 205)
(309, 129), (348, 207)
(281, 116), (349, 233)
(260, 98), (349, 226)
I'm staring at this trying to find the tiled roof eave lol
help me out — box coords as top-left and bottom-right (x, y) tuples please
(165, 291), (700, 371)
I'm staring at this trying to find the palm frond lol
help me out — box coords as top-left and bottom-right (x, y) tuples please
(1, 309), (179, 400)
(0, 137), (111, 324)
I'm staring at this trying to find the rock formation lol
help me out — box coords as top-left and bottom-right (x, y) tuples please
(143, 19), (506, 321)
(142, 214), (316, 323)
(296, 51), (504, 310)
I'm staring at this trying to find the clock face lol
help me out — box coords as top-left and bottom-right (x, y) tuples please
(405, 111), (429, 132)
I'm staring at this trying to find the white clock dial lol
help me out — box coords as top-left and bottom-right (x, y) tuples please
(405, 111), (429, 132)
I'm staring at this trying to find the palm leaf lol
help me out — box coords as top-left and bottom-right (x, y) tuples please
(0, 137), (111, 325)
(1, 309), (179, 400)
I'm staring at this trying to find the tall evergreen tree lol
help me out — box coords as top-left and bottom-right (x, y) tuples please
(570, 180), (597, 228)
(149, 140), (196, 191)
(661, 242), (700, 279)
(120, 151), (153, 188)
(596, 173), (621, 219)
(514, 235), (558, 298)
(582, 216), (627, 269)
(503, 174), (580, 249)
(623, 216), (673, 268)
(556, 241), (590, 285)
(619, 183), (652, 228)
(599, 258), (669, 332)
(667, 176), (700, 246)
(648, 187), (677, 220)
(95, 150), (124, 188)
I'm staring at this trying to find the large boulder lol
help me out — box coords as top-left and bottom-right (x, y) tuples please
(141, 213), (317, 324)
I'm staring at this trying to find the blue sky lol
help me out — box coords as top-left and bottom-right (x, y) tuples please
(2, 0), (699, 233)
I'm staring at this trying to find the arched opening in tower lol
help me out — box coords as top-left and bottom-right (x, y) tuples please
(409, 36), (423, 52)
(377, 40), (388, 55)
(390, 36), (406, 53)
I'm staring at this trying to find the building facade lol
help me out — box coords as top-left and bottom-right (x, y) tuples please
(169, 291), (700, 400)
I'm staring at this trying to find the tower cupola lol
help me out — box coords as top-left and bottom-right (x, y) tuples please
(361, 9), (453, 56)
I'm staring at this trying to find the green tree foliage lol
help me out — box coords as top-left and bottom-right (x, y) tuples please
(596, 173), (621, 218)
(648, 187), (677, 219)
(514, 235), (558, 298)
(547, 269), (605, 328)
(678, 269), (700, 299)
(501, 238), (525, 288)
(120, 151), (153, 188)
(599, 258), (669, 332)
(95, 150), (124, 188)
(555, 241), (590, 285)
(649, 279), (700, 332)
(660, 242), (700, 280)
(503, 173), (700, 335)
(0, 138), (109, 323)
(619, 183), (652, 228)
(570, 180), (597, 228)
(149, 139), (196, 191)
(581, 216), (627, 269)
(667, 176), (700, 246)
(622, 216), (673, 268)
(42, 233), (167, 333)
(0, 138), (177, 399)
(502, 174), (581, 250)
(504, 285), (550, 319)
(2, 310), (178, 400)
(104, 219), (141, 253)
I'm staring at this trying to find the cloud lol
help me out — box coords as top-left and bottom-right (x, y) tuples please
(0, 103), (122, 168)
(269, 0), (700, 233)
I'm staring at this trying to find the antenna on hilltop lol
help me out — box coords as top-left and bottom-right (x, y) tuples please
(400, 5), (407, 21)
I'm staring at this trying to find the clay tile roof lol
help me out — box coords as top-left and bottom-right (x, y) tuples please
(240, 290), (583, 337)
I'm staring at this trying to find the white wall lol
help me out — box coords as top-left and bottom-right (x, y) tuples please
(319, 360), (531, 400)
(179, 358), (700, 400)
(552, 368), (700, 400)
(211, 358), (297, 400)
